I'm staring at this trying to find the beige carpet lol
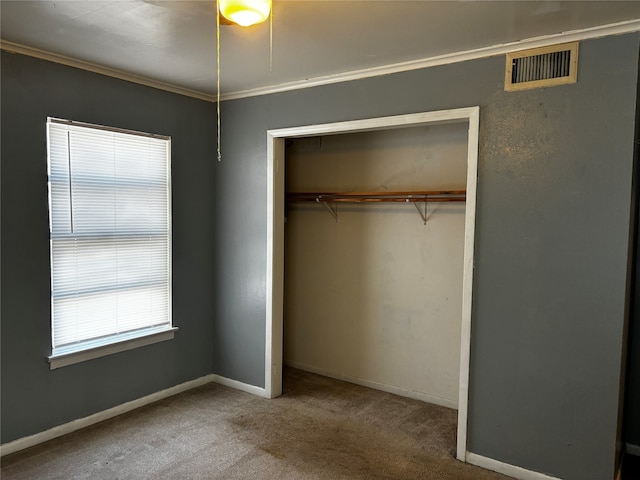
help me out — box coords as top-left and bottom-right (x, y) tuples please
(1, 368), (513, 479)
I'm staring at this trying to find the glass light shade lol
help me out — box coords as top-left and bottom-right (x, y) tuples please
(219, 0), (272, 27)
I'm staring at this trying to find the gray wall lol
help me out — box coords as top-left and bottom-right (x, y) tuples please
(2, 33), (639, 480)
(212, 34), (639, 480)
(1, 52), (216, 443)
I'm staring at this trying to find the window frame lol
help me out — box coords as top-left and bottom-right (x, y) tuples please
(46, 117), (176, 369)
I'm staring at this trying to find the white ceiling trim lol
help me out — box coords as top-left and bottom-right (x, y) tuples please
(0, 40), (215, 102)
(2, 18), (639, 103)
(223, 18), (640, 100)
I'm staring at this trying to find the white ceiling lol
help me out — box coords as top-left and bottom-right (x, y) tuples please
(1, 1), (639, 99)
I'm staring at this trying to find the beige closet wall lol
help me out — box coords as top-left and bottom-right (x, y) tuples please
(284, 123), (468, 408)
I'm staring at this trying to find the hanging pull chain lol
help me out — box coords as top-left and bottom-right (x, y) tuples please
(216, 0), (222, 161)
(269, 4), (273, 73)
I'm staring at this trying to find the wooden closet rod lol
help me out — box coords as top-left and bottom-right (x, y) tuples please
(287, 190), (466, 203)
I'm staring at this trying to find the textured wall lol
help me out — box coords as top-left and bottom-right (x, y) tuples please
(0, 52), (216, 443)
(212, 34), (639, 480)
(2, 33), (638, 480)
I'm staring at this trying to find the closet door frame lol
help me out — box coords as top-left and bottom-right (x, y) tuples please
(265, 106), (480, 462)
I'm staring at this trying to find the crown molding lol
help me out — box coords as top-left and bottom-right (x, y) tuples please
(221, 18), (640, 100)
(0, 40), (215, 102)
(2, 18), (639, 103)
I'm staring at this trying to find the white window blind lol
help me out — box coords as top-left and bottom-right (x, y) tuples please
(47, 118), (172, 360)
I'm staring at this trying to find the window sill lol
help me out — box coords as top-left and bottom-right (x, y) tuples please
(48, 326), (178, 370)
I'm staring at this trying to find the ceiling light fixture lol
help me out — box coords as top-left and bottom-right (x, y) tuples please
(216, 0), (273, 161)
(219, 0), (272, 27)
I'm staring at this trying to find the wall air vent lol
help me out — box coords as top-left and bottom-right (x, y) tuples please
(505, 42), (578, 92)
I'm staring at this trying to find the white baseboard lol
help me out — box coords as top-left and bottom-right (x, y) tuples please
(466, 453), (563, 480)
(0, 374), (215, 457)
(286, 361), (458, 410)
(627, 443), (640, 457)
(0, 373), (270, 457)
(211, 374), (268, 398)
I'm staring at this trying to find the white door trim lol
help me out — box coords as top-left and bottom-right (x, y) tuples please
(265, 106), (480, 462)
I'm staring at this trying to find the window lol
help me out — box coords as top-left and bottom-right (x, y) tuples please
(47, 118), (175, 369)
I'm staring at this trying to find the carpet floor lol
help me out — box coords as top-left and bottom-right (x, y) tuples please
(1, 368), (513, 479)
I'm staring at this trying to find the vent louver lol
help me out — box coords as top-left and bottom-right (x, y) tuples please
(505, 42), (578, 91)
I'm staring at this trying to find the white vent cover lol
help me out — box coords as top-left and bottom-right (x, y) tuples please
(505, 42), (578, 91)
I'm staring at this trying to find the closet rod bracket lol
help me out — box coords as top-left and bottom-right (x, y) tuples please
(317, 198), (338, 222)
(409, 198), (427, 225)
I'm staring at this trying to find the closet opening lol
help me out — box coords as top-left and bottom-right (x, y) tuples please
(266, 107), (479, 462)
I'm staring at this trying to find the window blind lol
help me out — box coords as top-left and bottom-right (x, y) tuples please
(47, 118), (172, 357)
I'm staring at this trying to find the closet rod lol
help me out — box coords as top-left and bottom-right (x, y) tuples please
(287, 190), (466, 203)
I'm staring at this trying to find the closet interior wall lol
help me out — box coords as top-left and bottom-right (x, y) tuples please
(283, 123), (469, 408)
